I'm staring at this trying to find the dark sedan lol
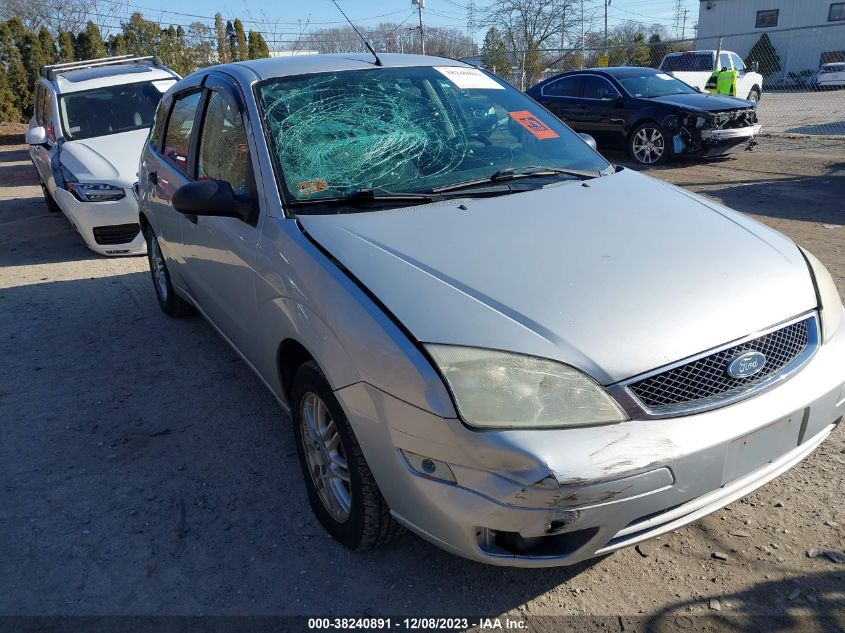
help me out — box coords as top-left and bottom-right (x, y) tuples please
(526, 67), (761, 165)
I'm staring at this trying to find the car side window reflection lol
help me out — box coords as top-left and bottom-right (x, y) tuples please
(162, 91), (202, 175)
(197, 91), (249, 195)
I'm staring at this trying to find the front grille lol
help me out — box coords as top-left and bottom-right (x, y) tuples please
(627, 317), (814, 413)
(93, 223), (141, 245)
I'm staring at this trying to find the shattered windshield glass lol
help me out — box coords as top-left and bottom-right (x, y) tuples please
(257, 66), (610, 206)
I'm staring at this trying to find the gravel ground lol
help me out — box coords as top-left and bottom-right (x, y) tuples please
(1, 136), (844, 625)
(757, 91), (845, 137)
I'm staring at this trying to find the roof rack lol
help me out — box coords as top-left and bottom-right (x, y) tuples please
(41, 54), (164, 81)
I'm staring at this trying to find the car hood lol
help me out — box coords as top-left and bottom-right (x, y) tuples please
(298, 169), (816, 384)
(648, 93), (754, 112)
(60, 128), (149, 186)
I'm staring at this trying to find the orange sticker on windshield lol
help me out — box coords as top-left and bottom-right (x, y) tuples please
(297, 179), (328, 195)
(509, 110), (559, 140)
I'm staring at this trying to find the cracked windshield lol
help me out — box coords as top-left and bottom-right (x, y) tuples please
(258, 66), (611, 208)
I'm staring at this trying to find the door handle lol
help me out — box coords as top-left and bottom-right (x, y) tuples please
(148, 171), (158, 185)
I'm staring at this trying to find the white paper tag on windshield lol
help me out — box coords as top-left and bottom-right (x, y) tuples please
(152, 79), (176, 93)
(435, 67), (505, 90)
(656, 73), (675, 81)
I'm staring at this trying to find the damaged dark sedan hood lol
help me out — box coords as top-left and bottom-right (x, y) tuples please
(298, 169), (815, 385)
(648, 92), (755, 112)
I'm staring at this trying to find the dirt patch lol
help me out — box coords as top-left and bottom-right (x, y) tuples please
(0, 122), (27, 146)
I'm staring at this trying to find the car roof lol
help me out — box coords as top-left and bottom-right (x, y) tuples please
(54, 63), (179, 94)
(549, 67), (663, 80)
(208, 53), (469, 82)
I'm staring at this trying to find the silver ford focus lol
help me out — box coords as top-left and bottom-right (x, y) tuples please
(137, 54), (845, 567)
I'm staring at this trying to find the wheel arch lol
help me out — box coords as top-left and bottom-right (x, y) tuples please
(277, 338), (316, 401)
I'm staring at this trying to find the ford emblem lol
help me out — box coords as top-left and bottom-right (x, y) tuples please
(726, 351), (766, 378)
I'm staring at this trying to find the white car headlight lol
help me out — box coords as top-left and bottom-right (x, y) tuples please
(66, 182), (126, 202)
(800, 247), (843, 344)
(425, 345), (627, 429)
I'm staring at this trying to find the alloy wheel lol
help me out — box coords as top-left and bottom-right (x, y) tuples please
(300, 392), (352, 522)
(632, 127), (665, 164)
(149, 234), (169, 302)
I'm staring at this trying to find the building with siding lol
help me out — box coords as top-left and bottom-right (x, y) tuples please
(696, 0), (845, 79)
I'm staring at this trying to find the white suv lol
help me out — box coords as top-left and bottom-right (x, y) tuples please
(26, 55), (179, 256)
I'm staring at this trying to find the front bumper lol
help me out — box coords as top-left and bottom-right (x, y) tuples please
(700, 123), (762, 141)
(336, 311), (845, 567)
(54, 188), (146, 256)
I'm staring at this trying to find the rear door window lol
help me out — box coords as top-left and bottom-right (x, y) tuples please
(162, 91), (202, 175)
(544, 76), (584, 97)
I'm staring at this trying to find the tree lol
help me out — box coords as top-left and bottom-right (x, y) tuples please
(226, 20), (236, 61)
(20, 30), (46, 117)
(74, 20), (105, 60)
(37, 26), (55, 63)
(648, 33), (667, 68)
(0, 0), (95, 33)
(483, 0), (579, 58)
(106, 33), (127, 56)
(232, 18), (247, 61)
(121, 12), (161, 57)
(745, 33), (780, 77)
(521, 41), (545, 88)
(480, 27), (510, 75)
(187, 21), (214, 69)
(57, 30), (75, 62)
(247, 30), (270, 59)
(214, 13), (229, 63)
(0, 20), (26, 119)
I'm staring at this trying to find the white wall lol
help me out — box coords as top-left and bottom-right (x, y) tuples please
(696, 0), (845, 76)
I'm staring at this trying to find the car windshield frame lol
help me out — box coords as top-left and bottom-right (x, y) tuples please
(616, 72), (700, 98)
(58, 79), (174, 141)
(254, 65), (613, 215)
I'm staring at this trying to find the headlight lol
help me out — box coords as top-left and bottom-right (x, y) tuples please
(66, 182), (126, 202)
(800, 247), (843, 344)
(425, 345), (627, 429)
(59, 166), (125, 202)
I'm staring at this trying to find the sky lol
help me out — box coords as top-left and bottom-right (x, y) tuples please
(96, 0), (702, 48)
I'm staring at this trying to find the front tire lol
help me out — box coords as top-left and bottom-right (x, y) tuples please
(629, 122), (669, 166)
(40, 181), (61, 213)
(747, 88), (761, 103)
(144, 225), (194, 318)
(291, 360), (403, 550)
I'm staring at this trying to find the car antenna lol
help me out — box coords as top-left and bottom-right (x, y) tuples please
(329, 0), (383, 66)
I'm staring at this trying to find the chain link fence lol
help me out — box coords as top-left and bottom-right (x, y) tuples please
(497, 23), (845, 138)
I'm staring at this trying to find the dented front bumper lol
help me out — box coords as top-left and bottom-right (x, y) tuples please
(334, 313), (845, 567)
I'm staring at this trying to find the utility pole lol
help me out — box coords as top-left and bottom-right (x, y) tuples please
(604, 0), (608, 50)
(681, 8), (689, 39)
(413, 0), (425, 54)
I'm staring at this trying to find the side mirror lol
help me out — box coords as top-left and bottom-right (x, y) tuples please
(25, 126), (48, 146)
(751, 61), (759, 73)
(578, 133), (598, 150)
(172, 179), (254, 222)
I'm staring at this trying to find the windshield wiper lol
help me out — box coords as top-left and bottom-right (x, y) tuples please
(288, 187), (443, 208)
(432, 166), (600, 193)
